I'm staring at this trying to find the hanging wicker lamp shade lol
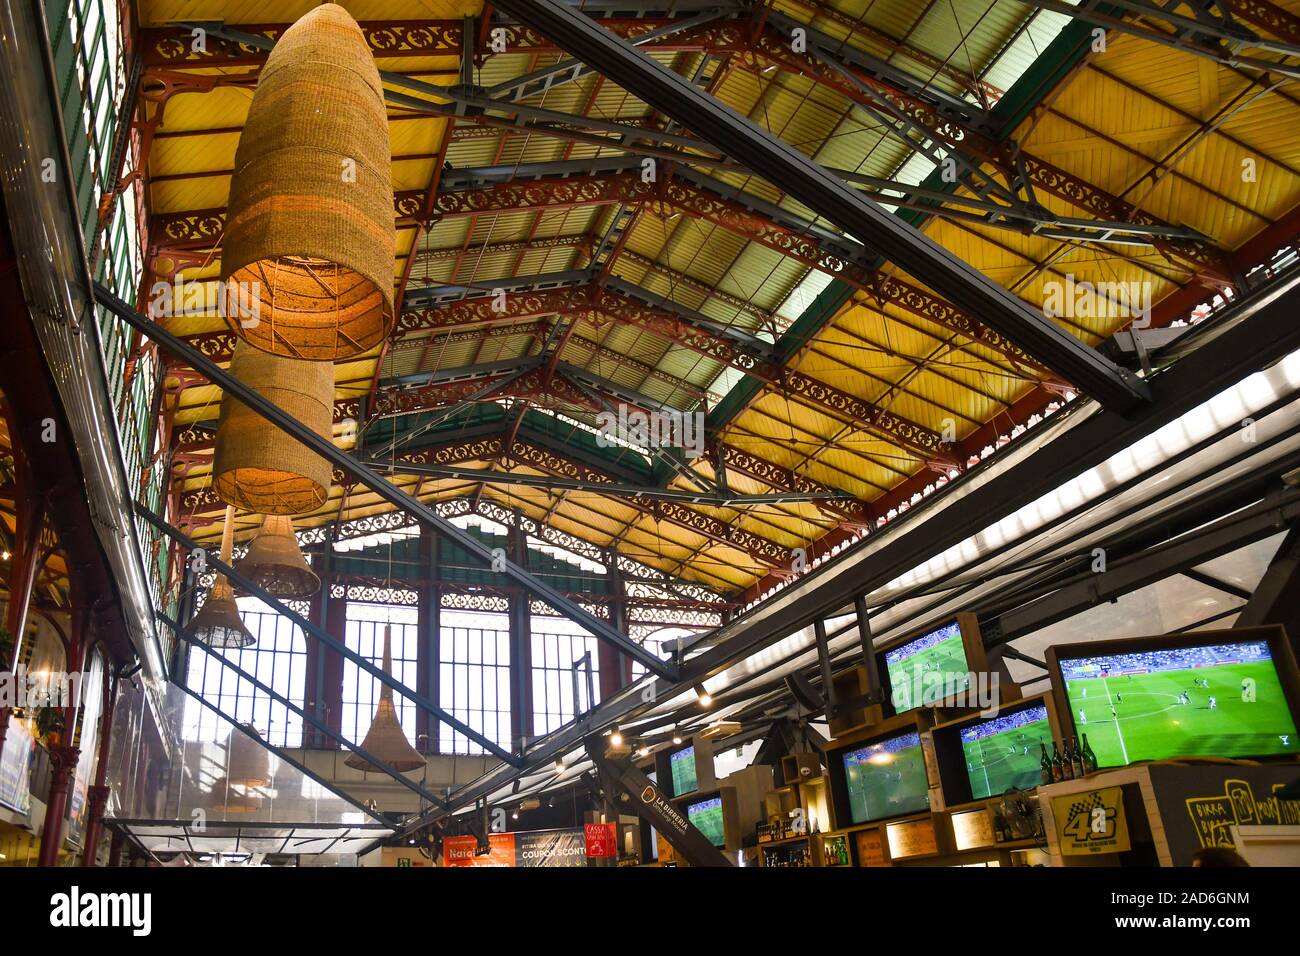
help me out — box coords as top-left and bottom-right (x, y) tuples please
(206, 776), (263, 814)
(233, 513), (321, 598)
(345, 626), (425, 773)
(221, 3), (395, 361)
(186, 508), (256, 649)
(227, 724), (273, 788)
(213, 339), (335, 515)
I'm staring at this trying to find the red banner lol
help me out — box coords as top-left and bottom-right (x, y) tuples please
(584, 822), (617, 858)
(442, 833), (515, 867)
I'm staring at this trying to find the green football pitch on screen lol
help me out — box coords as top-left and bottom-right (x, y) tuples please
(1063, 660), (1297, 766)
(843, 735), (929, 824)
(670, 748), (697, 796)
(687, 798), (726, 846)
(887, 626), (970, 712)
(961, 713), (1052, 800)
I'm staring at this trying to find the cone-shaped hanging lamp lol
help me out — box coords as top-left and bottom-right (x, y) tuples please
(221, 3), (395, 361)
(226, 723), (273, 788)
(213, 339), (334, 515)
(233, 513), (320, 598)
(345, 625), (425, 773)
(186, 508), (256, 648)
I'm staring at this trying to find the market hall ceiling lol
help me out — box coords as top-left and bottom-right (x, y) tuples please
(136, 0), (1300, 599)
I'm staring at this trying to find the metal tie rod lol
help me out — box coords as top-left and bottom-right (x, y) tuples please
(164, 611), (451, 809)
(93, 283), (679, 684)
(136, 501), (520, 765)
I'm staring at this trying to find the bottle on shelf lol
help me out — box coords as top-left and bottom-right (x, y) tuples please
(1081, 734), (1098, 774)
(1069, 736), (1085, 778)
(1059, 739), (1075, 781)
(1039, 742), (1053, 786)
(1050, 741), (1064, 782)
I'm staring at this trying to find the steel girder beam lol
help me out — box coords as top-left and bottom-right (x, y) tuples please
(407, 169), (1071, 382)
(490, 0), (1152, 411)
(373, 359), (865, 522)
(1236, 522), (1300, 630)
(486, 4), (740, 103)
(586, 742), (732, 866)
(1016, 0), (1300, 73)
(988, 490), (1300, 643)
(393, 277), (961, 467)
(143, 12), (1220, 262)
(1223, 0), (1300, 48)
(138, 8), (741, 67)
(96, 283), (679, 682)
(368, 452), (855, 507)
(502, 434), (794, 569)
(395, 266), (1300, 834)
(152, 158), (1090, 392)
(774, 0), (1005, 105)
(745, 16), (1228, 276)
(176, 401), (795, 571)
(152, 157), (1190, 377)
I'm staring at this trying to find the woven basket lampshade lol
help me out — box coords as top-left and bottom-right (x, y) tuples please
(186, 508), (256, 649)
(206, 776), (263, 814)
(213, 339), (335, 515)
(226, 724), (273, 788)
(221, 3), (395, 360)
(345, 626), (425, 773)
(233, 513), (321, 598)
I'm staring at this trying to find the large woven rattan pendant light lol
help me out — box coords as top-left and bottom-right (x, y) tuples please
(226, 724), (273, 788)
(345, 626), (425, 773)
(185, 507), (256, 649)
(233, 513), (321, 598)
(213, 339), (334, 515)
(221, 3), (395, 360)
(206, 777), (263, 814)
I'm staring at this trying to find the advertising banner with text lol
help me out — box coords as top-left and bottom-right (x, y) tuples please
(442, 827), (594, 867)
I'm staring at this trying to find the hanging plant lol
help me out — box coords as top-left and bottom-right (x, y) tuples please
(35, 706), (65, 746)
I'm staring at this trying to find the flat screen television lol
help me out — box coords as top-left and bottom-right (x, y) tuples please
(958, 702), (1053, 800)
(1047, 627), (1300, 768)
(841, 730), (930, 824)
(880, 613), (986, 714)
(684, 795), (726, 846)
(669, 745), (697, 796)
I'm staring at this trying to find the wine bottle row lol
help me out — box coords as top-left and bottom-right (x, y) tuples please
(1038, 734), (1097, 784)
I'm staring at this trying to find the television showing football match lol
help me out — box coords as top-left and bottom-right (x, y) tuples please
(1054, 637), (1299, 767)
(841, 730), (930, 824)
(685, 795), (726, 846)
(669, 745), (697, 796)
(959, 703), (1053, 800)
(884, 620), (972, 713)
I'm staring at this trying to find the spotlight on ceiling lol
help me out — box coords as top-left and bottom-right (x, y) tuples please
(695, 685), (712, 708)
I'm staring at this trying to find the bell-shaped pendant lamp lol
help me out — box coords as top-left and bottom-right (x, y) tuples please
(185, 508), (256, 648)
(233, 513), (320, 598)
(226, 723), (273, 788)
(345, 625), (425, 773)
(213, 339), (334, 515)
(221, 3), (395, 361)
